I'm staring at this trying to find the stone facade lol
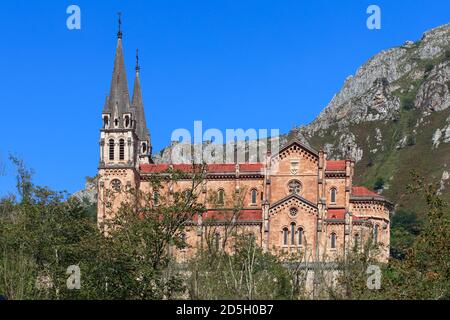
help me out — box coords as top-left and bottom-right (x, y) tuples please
(97, 30), (392, 264)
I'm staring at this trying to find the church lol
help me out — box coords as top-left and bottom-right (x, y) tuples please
(97, 26), (392, 263)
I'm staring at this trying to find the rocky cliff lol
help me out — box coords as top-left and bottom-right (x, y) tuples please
(299, 23), (450, 213)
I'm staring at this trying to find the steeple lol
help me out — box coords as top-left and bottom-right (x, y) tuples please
(131, 49), (152, 156)
(103, 13), (130, 127)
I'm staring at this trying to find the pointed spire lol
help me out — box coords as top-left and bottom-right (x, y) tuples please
(132, 49), (151, 149)
(104, 14), (130, 126)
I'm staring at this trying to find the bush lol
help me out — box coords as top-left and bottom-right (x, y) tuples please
(445, 49), (450, 59)
(373, 177), (385, 191)
(401, 96), (415, 110)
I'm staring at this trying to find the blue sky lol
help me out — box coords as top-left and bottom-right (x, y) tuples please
(0, 0), (449, 195)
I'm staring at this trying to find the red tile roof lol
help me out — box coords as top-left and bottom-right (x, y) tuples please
(140, 163), (264, 174)
(140, 164), (170, 173)
(351, 186), (380, 197)
(206, 164), (236, 173)
(240, 163), (264, 172)
(326, 160), (346, 171)
(327, 208), (346, 219)
(202, 209), (262, 221)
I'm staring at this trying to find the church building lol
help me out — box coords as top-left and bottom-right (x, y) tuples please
(97, 27), (392, 263)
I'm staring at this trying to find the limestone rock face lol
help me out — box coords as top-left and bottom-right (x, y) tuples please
(73, 181), (97, 204)
(415, 61), (450, 112)
(305, 23), (450, 138)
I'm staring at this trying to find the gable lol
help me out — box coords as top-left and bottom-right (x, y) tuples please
(269, 194), (317, 216)
(270, 140), (319, 175)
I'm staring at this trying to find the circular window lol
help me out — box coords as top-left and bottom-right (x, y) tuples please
(111, 179), (122, 192)
(288, 180), (302, 195)
(289, 207), (298, 217)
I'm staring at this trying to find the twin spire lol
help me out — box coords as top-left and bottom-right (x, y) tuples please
(103, 14), (150, 148)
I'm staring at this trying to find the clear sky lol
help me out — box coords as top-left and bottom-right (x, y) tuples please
(1, 0), (449, 195)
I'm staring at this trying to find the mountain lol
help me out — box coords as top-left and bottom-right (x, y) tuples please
(299, 22), (450, 213)
(154, 22), (450, 215)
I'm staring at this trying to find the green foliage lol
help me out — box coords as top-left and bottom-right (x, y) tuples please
(187, 235), (292, 300)
(390, 209), (422, 259)
(0, 158), (207, 300)
(373, 177), (385, 191)
(445, 49), (450, 59)
(401, 95), (415, 111)
(425, 62), (434, 73)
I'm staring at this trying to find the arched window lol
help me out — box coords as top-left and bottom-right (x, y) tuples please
(119, 139), (125, 160)
(330, 188), (337, 203)
(283, 227), (289, 246)
(331, 233), (337, 249)
(114, 118), (119, 127)
(291, 223), (296, 245)
(251, 189), (257, 204)
(218, 189), (225, 205)
(180, 233), (187, 246)
(298, 227), (304, 246)
(124, 115), (130, 128)
(142, 142), (147, 154)
(354, 233), (360, 250)
(109, 139), (115, 161)
(288, 180), (302, 194)
(214, 233), (220, 251)
(184, 189), (192, 201)
(153, 192), (159, 206)
(374, 225), (379, 244)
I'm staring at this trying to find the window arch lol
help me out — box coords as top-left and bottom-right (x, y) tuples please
(288, 180), (302, 194)
(330, 188), (337, 203)
(217, 189), (225, 205)
(354, 233), (360, 250)
(374, 225), (379, 244)
(214, 233), (220, 251)
(251, 189), (257, 204)
(180, 233), (187, 246)
(153, 191), (159, 206)
(119, 139), (125, 160)
(109, 139), (115, 161)
(124, 115), (130, 128)
(298, 227), (304, 246)
(282, 227), (289, 246)
(142, 142), (147, 154)
(291, 223), (296, 245)
(330, 233), (337, 249)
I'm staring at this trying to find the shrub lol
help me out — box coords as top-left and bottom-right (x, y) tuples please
(373, 177), (385, 191)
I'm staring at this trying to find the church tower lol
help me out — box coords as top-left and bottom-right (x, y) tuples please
(98, 17), (151, 224)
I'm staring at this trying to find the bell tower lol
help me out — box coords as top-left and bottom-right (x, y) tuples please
(97, 16), (151, 225)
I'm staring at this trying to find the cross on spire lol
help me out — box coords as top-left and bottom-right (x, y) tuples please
(117, 12), (123, 39)
(136, 48), (140, 72)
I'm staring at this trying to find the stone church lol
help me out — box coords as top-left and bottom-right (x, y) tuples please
(97, 28), (392, 263)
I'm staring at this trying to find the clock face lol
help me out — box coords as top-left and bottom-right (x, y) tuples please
(111, 179), (122, 192)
